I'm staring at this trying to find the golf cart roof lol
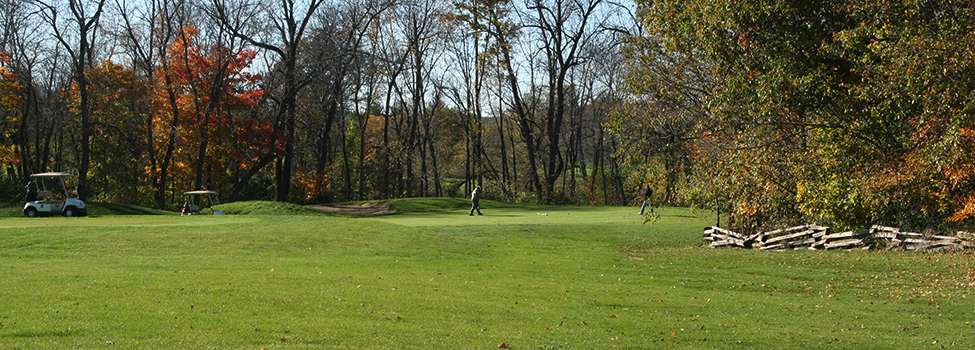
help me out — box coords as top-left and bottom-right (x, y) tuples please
(30, 172), (75, 178)
(184, 190), (218, 195)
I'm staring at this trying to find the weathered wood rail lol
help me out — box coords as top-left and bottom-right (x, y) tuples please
(704, 224), (973, 251)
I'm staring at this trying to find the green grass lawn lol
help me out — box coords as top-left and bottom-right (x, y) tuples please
(1, 199), (973, 349)
(0, 202), (176, 218)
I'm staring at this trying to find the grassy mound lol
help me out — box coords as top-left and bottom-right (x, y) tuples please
(217, 200), (326, 215)
(386, 197), (471, 212)
(87, 202), (175, 216)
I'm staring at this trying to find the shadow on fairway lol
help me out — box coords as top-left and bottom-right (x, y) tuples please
(87, 202), (175, 216)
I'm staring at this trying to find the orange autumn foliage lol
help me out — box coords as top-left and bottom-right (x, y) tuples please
(0, 52), (24, 167)
(146, 25), (269, 191)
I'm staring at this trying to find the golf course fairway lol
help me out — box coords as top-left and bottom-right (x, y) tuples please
(1, 200), (972, 349)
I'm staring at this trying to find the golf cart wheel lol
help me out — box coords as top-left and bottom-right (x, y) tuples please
(24, 207), (38, 218)
(64, 207), (77, 217)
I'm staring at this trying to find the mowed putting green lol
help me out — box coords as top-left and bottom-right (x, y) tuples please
(1, 199), (973, 349)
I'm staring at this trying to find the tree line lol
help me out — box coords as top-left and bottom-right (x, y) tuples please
(0, 0), (634, 209)
(615, 0), (975, 232)
(2, 0), (975, 233)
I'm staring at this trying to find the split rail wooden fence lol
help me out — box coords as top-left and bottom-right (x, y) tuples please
(704, 224), (974, 251)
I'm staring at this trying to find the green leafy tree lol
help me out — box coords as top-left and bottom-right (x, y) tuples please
(626, 0), (975, 231)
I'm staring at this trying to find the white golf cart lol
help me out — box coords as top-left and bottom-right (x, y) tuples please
(23, 172), (88, 217)
(181, 190), (226, 215)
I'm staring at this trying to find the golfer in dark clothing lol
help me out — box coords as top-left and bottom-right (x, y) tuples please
(25, 181), (37, 202)
(639, 184), (653, 215)
(470, 185), (483, 216)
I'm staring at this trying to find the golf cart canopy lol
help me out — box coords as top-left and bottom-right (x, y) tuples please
(184, 190), (218, 195)
(30, 172), (75, 178)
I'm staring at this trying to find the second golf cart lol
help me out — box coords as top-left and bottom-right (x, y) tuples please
(181, 190), (226, 215)
(23, 172), (88, 217)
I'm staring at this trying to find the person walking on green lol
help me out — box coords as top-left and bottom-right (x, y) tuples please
(469, 185), (483, 216)
(639, 184), (653, 215)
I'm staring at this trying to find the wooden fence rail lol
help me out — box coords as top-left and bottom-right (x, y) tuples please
(704, 224), (972, 252)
